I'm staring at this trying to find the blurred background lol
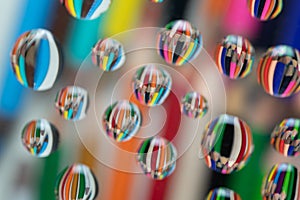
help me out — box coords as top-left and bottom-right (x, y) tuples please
(0, 0), (300, 199)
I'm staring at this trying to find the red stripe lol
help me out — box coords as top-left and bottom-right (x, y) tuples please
(150, 91), (181, 200)
(262, 56), (273, 93)
(235, 120), (247, 164)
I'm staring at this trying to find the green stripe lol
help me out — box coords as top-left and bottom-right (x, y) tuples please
(213, 117), (226, 153)
(36, 120), (41, 137)
(78, 171), (86, 198)
(294, 119), (300, 139)
(282, 164), (291, 197)
(286, 164), (295, 200)
(216, 188), (222, 200)
(139, 139), (151, 163)
(39, 150), (61, 200)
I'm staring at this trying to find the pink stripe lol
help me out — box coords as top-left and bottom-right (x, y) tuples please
(163, 45), (170, 63)
(261, 0), (272, 20)
(222, 0), (259, 36)
(282, 81), (296, 97)
(230, 62), (237, 78)
(137, 90), (143, 102)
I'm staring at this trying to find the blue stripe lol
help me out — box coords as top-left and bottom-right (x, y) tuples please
(273, 62), (285, 95)
(107, 53), (115, 70)
(86, 0), (104, 19)
(40, 141), (48, 155)
(220, 48), (227, 73)
(254, 0), (260, 17)
(34, 38), (50, 90)
(0, 0), (57, 118)
(274, 0), (300, 49)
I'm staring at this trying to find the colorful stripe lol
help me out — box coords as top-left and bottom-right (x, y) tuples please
(137, 136), (177, 180)
(262, 163), (300, 200)
(271, 118), (300, 157)
(55, 163), (98, 200)
(157, 20), (202, 66)
(133, 64), (172, 106)
(10, 29), (61, 91)
(92, 38), (125, 71)
(21, 119), (59, 157)
(181, 91), (208, 118)
(215, 34), (255, 79)
(247, 0), (283, 21)
(55, 86), (89, 121)
(149, 0), (164, 3)
(201, 114), (254, 174)
(102, 100), (141, 142)
(60, 0), (111, 20)
(206, 187), (241, 200)
(257, 45), (300, 98)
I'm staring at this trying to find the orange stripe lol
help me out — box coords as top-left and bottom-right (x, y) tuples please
(65, 167), (74, 199)
(71, 172), (78, 199)
(266, 0), (276, 19)
(158, 142), (165, 173)
(60, 88), (68, 107)
(107, 95), (146, 200)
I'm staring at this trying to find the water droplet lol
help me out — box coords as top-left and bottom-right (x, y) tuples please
(247, 0), (283, 21)
(92, 38), (125, 72)
(102, 100), (141, 142)
(181, 91), (208, 118)
(132, 64), (172, 106)
(257, 45), (300, 98)
(262, 163), (299, 200)
(10, 29), (61, 91)
(55, 86), (89, 121)
(271, 118), (300, 157)
(137, 136), (177, 180)
(60, 0), (111, 20)
(201, 114), (254, 174)
(157, 20), (202, 66)
(55, 163), (98, 200)
(21, 119), (59, 157)
(215, 34), (255, 79)
(206, 187), (241, 200)
(149, 0), (164, 3)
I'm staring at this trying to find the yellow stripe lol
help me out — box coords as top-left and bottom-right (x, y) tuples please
(268, 164), (277, 182)
(242, 60), (252, 77)
(150, 92), (159, 106)
(103, 56), (109, 70)
(30, 148), (34, 155)
(67, 0), (76, 17)
(272, 0), (282, 18)
(15, 65), (24, 84)
(101, 0), (144, 36)
(64, 111), (69, 119)
(178, 41), (195, 65)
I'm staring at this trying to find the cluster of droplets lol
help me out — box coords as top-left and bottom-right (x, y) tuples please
(211, 3), (300, 198)
(12, 1), (116, 198)
(10, 0), (300, 199)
